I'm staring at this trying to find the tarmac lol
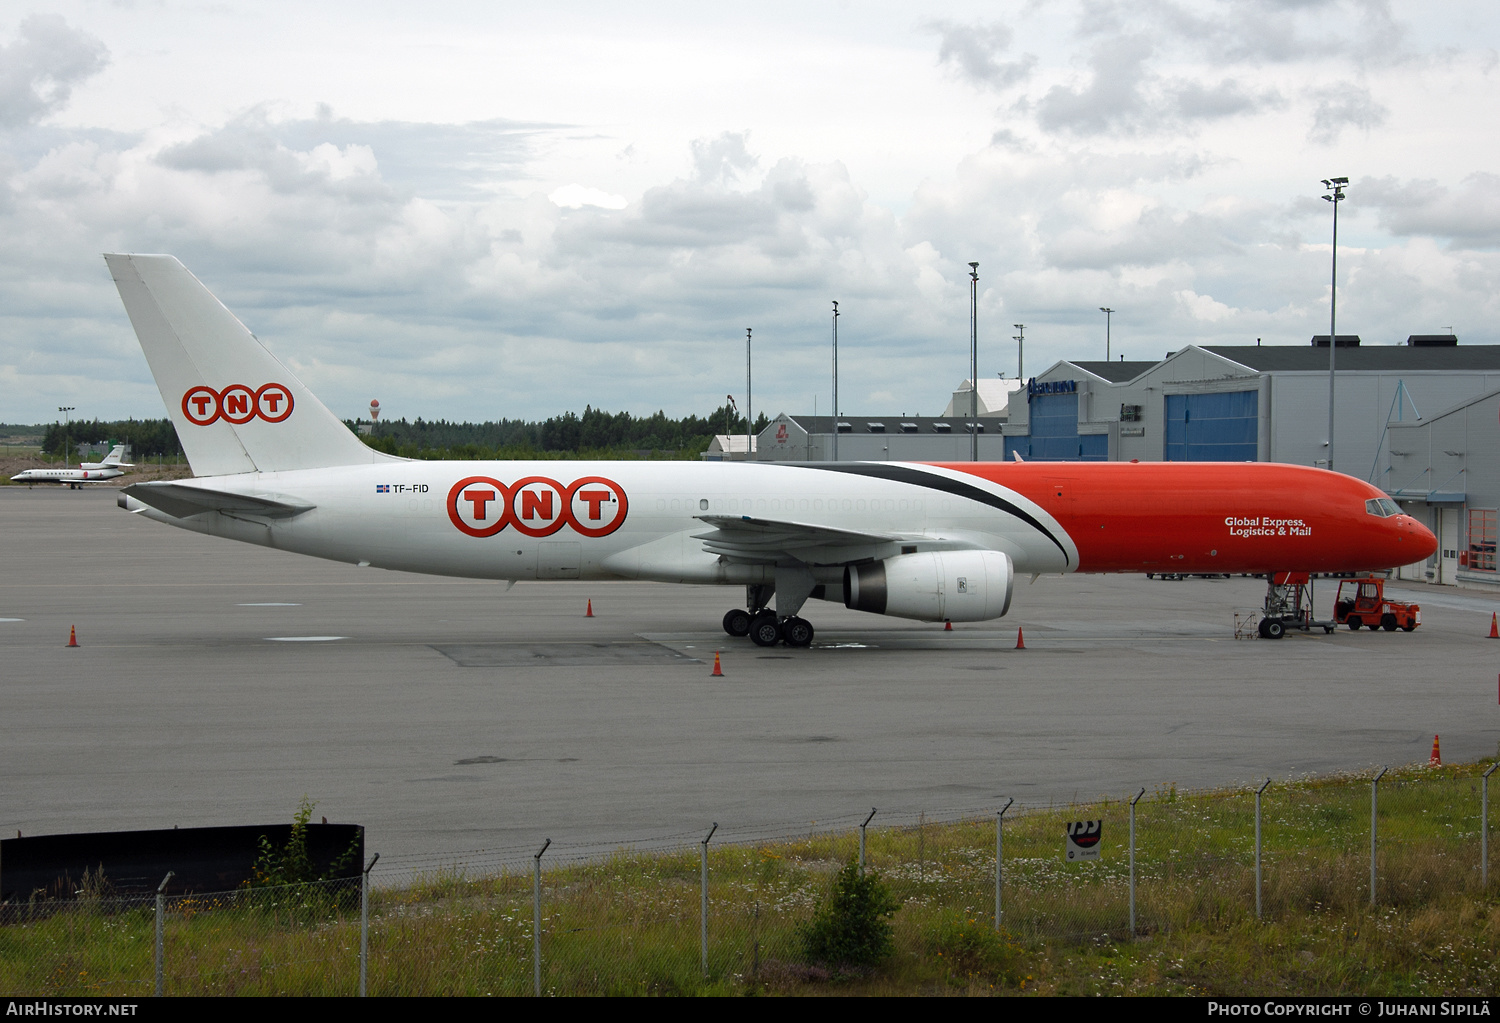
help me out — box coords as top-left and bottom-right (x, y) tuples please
(3, 486), (1497, 878)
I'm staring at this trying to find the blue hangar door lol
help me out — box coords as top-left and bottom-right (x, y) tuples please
(1164, 391), (1259, 461)
(1005, 392), (1107, 461)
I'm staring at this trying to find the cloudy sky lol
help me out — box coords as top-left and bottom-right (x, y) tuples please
(1, 1), (1497, 426)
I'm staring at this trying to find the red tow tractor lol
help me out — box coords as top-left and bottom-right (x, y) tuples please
(1332, 576), (1421, 632)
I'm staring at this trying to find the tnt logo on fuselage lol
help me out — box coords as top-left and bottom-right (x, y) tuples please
(182, 384), (294, 426)
(447, 475), (629, 539)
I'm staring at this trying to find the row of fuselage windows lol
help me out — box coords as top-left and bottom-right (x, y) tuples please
(657, 497), (928, 515)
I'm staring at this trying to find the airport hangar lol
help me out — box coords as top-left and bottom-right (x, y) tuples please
(750, 336), (1500, 593)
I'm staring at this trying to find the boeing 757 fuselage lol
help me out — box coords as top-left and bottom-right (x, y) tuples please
(102, 254), (1436, 647)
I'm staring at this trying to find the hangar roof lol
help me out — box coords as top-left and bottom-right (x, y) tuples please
(779, 415), (997, 435)
(1201, 345), (1500, 373)
(1070, 360), (1159, 382)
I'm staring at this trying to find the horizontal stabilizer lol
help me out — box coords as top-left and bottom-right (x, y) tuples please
(122, 482), (315, 519)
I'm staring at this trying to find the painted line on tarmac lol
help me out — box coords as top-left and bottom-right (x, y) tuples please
(265, 636), (346, 642)
(0, 617), (24, 622)
(239, 602), (302, 606)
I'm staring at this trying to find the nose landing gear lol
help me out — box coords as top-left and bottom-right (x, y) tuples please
(1258, 572), (1337, 638)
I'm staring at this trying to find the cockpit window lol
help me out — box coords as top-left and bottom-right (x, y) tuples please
(1366, 498), (1403, 518)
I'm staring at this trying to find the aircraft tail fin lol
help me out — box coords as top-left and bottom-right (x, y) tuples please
(104, 254), (396, 477)
(101, 444), (129, 466)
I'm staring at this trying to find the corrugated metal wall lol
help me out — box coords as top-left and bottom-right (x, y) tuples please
(1165, 391), (1259, 461)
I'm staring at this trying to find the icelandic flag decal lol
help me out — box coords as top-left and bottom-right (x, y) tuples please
(376, 484), (390, 493)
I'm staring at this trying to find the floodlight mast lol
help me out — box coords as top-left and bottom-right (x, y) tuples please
(745, 328), (753, 462)
(969, 262), (979, 462)
(1322, 176), (1348, 474)
(1012, 324), (1025, 382)
(58, 406), (75, 467)
(831, 301), (839, 462)
(1099, 307), (1114, 362)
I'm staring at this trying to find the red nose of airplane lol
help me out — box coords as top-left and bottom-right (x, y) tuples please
(1403, 515), (1438, 564)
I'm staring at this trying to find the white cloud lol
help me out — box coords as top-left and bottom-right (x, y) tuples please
(930, 20), (1035, 91)
(0, 1), (1498, 424)
(1176, 289), (1237, 322)
(1308, 83), (1389, 144)
(548, 183), (627, 210)
(0, 14), (107, 129)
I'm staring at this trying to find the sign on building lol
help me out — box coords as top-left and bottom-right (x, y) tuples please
(1066, 819), (1102, 861)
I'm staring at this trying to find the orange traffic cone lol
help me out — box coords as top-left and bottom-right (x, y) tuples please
(1430, 734), (1441, 766)
(67, 625), (78, 648)
(1015, 627), (1025, 650)
(1489, 613), (1497, 638)
(586, 599), (594, 618)
(944, 620), (952, 631)
(711, 651), (723, 677)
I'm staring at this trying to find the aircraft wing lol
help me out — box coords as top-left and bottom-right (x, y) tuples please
(121, 482), (315, 519)
(692, 514), (980, 564)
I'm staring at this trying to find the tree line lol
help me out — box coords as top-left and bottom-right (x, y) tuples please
(357, 402), (769, 460)
(40, 419), (184, 458)
(33, 403), (771, 462)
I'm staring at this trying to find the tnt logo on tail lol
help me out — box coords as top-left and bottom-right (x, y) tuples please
(182, 384), (294, 426)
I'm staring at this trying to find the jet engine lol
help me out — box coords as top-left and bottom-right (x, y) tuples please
(843, 550), (1014, 623)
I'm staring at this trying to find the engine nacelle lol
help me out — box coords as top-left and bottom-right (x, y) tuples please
(843, 550), (1014, 623)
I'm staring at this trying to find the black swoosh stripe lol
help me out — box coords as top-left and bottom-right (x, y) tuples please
(785, 462), (1070, 566)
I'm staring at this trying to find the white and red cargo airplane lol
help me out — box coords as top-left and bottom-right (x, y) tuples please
(106, 254), (1436, 645)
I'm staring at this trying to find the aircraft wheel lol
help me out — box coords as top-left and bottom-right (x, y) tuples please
(1264, 619), (1285, 640)
(782, 617), (814, 648)
(1381, 614), (1398, 632)
(749, 616), (782, 647)
(1257, 618), (1271, 639)
(1346, 617), (1361, 631)
(722, 609), (751, 637)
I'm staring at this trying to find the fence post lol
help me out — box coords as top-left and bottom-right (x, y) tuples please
(700, 822), (717, 978)
(153, 871), (174, 997)
(994, 798), (1013, 933)
(1128, 788), (1145, 939)
(533, 838), (551, 997)
(859, 808), (876, 872)
(1483, 764), (1498, 889)
(1370, 766), (1387, 907)
(360, 852), (379, 997)
(1255, 777), (1271, 920)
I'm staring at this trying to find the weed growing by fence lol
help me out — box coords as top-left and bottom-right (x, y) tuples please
(799, 860), (899, 969)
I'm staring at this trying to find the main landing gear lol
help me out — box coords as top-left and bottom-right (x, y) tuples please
(722, 607), (815, 648)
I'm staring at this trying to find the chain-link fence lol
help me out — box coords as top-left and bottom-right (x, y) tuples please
(3, 763), (1497, 995)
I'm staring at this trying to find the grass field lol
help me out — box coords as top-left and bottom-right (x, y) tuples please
(3, 760), (1498, 996)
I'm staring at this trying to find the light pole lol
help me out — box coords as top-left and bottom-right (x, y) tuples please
(1012, 324), (1025, 382)
(969, 262), (979, 462)
(1322, 176), (1348, 473)
(745, 328), (753, 462)
(1099, 307), (1114, 362)
(831, 301), (839, 462)
(58, 406), (75, 467)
